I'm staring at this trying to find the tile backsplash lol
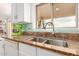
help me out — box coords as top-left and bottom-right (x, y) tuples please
(25, 23), (32, 31)
(25, 23), (79, 33)
(32, 28), (79, 33)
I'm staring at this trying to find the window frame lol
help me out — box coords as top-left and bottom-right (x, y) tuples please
(36, 3), (78, 29)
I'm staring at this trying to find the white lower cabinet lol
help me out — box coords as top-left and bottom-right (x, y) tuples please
(2, 39), (65, 56)
(19, 43), (36, 56)
(0, 38), (5, 56)
(19, 52), (27, 56)
(5, 39), (19, 56)
(19, 43), (65, 56)
(37, 48), (65, 56)
(0, 44), (4, 56)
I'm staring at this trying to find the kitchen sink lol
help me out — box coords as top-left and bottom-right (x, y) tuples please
(45, 39), (68, 47)
(30, 37), (68, 47)
(31, 37), (46, 43)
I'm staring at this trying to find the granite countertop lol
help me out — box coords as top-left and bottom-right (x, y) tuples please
(2, 35), (79, 56)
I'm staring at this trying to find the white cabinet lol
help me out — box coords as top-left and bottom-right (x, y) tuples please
(19, 43), (36, 56)
(12, 3), (24, 23)
(37, 48), (65, 56)
(0, 38), (5, 56)
(12, 3), (32, 23)
(19, 43), (65, 56)
(5, 39), (19, 56)
(24, 3), (32, 23)
(16, 3), (24, 22)
(12, 3), (17, 23)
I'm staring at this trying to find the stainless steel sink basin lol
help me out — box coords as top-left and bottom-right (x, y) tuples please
(45, 39), (68, 47)
(30, 37), (68, 47)
(31, 37), (46, 43)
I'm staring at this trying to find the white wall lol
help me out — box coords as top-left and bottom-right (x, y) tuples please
(31, 3), (41, 29)
(31, 4), (36, 29)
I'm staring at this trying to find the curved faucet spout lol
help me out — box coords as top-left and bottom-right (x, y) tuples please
(43, 22), (56, 37)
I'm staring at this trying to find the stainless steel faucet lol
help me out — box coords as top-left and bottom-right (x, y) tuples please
(43, 22), (56, 37)
(43, 4), (56, 37)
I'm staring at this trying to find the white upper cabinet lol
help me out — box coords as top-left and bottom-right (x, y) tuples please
(16, 3), (24, 22)
(24, 3), (31, 23)
(12, 3), (32, 23)
(12, 3), (24, 23)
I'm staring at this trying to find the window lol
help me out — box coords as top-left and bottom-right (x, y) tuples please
(53, 3), (77, 28)
(36, 3), (77, 29)
(53, 16), (76, 27)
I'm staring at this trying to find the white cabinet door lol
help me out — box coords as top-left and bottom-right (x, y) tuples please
(5, 39), (19, 56)
(0, 38), (5, 56)
(17, 3), (24, 22)
(12, 3), (32, 23)
(37, 48), (65, 56)
(12, 3), (24, 23)
(19, 43), (36, 56)
(12, 3), (17, 23)
(24, 3), (31, 23)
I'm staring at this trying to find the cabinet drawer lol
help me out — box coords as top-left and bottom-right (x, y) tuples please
(19, 43), (36, 56)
